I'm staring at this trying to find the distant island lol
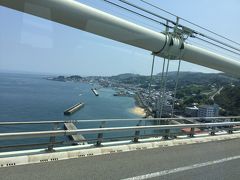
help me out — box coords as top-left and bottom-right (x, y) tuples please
(46, 75), (83, 82)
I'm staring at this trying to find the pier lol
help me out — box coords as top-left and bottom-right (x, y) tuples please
(91, 88), (99, 96)
(64, 123), (87, 145)
(64, 103), (84, 115)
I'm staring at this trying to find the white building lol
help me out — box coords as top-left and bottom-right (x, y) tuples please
(198, 104), (219, 117)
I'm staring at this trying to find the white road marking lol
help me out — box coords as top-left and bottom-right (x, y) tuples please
(122, 155), (240, 180)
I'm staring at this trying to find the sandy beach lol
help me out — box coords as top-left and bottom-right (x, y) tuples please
(130, 106), (146, 117)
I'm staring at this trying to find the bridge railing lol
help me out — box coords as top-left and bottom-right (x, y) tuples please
(0, 116), (239, 125)
(0, 116), (240, 152)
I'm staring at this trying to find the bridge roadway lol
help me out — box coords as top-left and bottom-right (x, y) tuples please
(1, 138), (240, 180)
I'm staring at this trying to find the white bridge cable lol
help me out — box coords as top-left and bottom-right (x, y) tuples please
(1, 0), (240, 76)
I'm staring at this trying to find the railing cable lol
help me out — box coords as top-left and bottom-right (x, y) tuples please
(102, 0), (172, 28)
(138, 0), (240, 47)
(194, 36), (240, 56)
(116, 0), (240, 55)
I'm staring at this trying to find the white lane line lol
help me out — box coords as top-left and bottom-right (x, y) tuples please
(122, 155), (240, 180)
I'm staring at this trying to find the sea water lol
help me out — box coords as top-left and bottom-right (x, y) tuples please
(0, 72), (143, 148)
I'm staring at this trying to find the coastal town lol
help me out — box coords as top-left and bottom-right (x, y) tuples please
(47, 72), (240, 121)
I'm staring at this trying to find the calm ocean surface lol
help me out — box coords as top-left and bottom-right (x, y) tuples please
(0, 72), (139, 122)
(0, 72), (145, 147)
(0, 73), (156, 148)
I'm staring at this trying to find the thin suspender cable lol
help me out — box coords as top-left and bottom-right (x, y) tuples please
(159, 58), (170, 118)
(147, 55), (156, 107)
(159, 20), (169, 119)
(158, 58), (166, 118)
(145, 54), (156, 131)
(171, 60), (182, 117)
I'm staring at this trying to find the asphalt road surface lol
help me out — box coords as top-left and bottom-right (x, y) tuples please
(1, 139), (240, 180)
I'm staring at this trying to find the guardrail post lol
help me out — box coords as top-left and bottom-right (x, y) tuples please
(209, 119), (216, 136)
(189, 127), (195, 137)
(163, 120), (169, 140)
(228, 118), (234, 134)
(210, 127), (216, 136)
(96, 121), (105, 147)
(228, 127), (233, 134)
(47, 122), (59, 152)
(133, 120), (142, 143)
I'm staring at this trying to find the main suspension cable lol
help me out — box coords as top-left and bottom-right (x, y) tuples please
(117, 0), (240, 54)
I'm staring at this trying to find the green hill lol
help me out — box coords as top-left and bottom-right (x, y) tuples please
(215, 85), (240, 115)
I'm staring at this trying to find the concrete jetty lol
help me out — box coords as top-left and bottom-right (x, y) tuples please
(64, 123), (87, 145)
(91, 88), (99, 96)
(64, 103), (84, 115)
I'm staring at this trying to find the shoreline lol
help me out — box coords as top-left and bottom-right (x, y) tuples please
(129, 106), (146, 117)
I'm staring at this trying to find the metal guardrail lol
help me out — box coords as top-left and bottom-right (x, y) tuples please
(0, 122), (240, 140)
(0, 116), (239, 152)
(0, 116), (239, 125)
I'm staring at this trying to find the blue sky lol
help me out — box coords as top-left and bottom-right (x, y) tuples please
(0, 0), (240, 76)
